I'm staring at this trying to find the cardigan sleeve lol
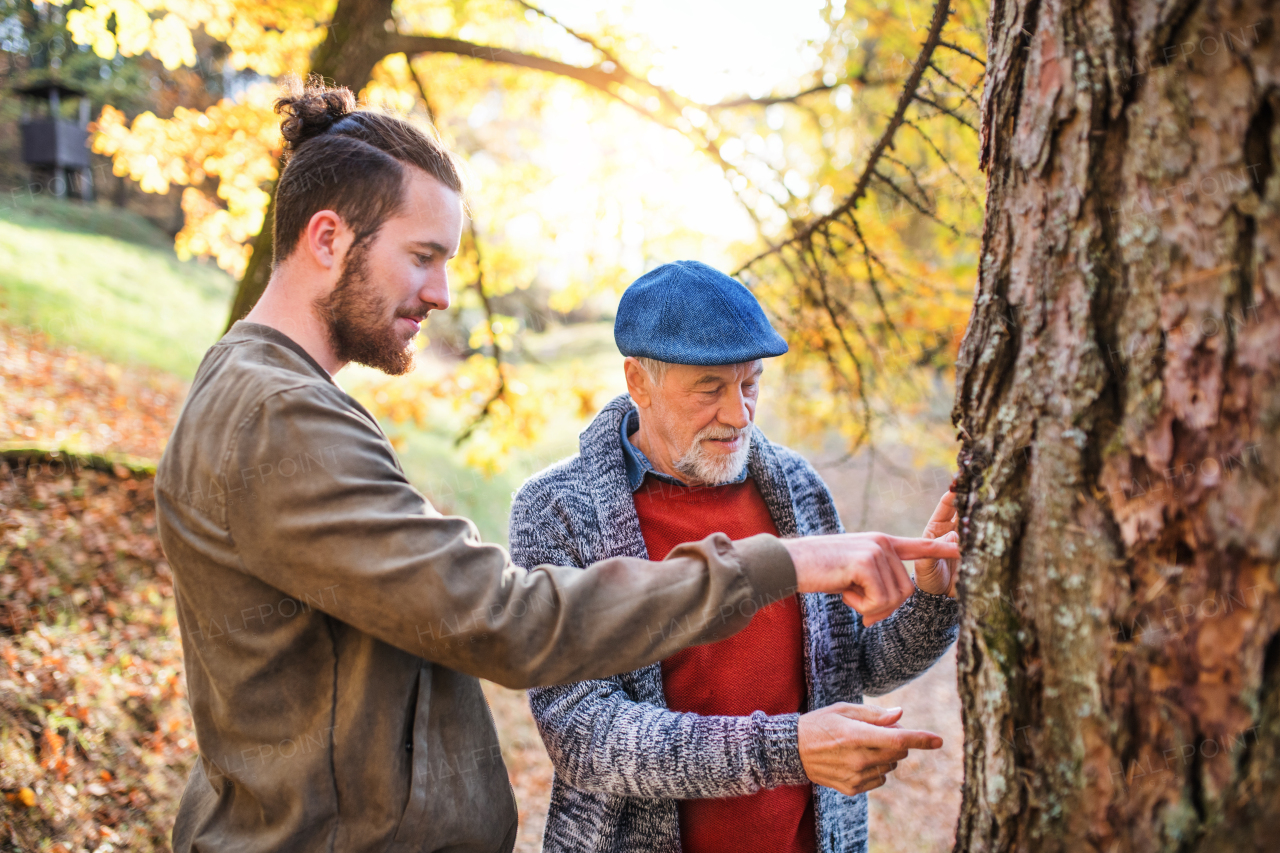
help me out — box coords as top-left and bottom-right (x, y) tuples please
(847, 590), (960, 696)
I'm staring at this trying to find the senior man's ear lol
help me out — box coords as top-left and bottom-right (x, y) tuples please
(623, 357), (654, 409)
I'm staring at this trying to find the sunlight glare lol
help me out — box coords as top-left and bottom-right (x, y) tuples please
(544, 0), (832, 104)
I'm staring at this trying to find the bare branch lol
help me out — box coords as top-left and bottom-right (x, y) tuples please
(927, 61), (981, 109)
(388, 34), (626, 92)
(845, 216), (903, 344)
(455, 222), (506, 446)
(511, 0), (624, 68)
(805, 243), (873, 438)
(912, 94), (979, 133)
(708, 82), (836, 109)
(404, 55), (439, 127)
(734, 0), (953, 275)
(872, 169), (966, 237)
(703, 71), (909, 110)
(880, 153), (936, 208)
(938, 40), (985, 67)
(900, 118), (984, 208)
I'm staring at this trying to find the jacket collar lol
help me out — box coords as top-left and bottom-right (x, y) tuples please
(224, 321), (335, 385)
(577, 395), (801, 563)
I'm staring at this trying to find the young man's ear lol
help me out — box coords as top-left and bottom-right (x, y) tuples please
(303, 209), (348, 269)
(623, 357), (653, 409)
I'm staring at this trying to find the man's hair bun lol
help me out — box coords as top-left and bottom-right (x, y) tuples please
(270, 72), (464, 266)
(276, 75), (357, 151)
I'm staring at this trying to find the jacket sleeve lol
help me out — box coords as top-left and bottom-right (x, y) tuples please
(509, 487), (810, 799)
(217, 385), (797, 690)
(784, 452), (959, 696)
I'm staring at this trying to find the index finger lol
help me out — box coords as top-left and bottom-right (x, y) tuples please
(886, 536), (961, 561)
(867, 727), (943, 751)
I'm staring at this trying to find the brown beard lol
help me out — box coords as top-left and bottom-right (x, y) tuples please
(313, 239), (418, 376)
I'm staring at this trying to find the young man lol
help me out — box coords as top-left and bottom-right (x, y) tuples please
(155, 82), (958, 853)
(509, 260), (962, 853)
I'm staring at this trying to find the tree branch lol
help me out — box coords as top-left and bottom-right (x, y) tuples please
(387, 34), (626, 93)
(901, 117), (984, 209)
(734, 0), (953, 274)
(455, 221), (506, 446)
(938, 40), (985, 67)
(511, 0), (624, 69)
(927, 60), (982, 109)
(404, 54), (439, 127)
(872, 169), (965, 237)
(913, 93), (979, 133)
(703, 71), (909, 110)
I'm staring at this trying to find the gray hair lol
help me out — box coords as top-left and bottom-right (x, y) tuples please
(634, 356), (671, 386)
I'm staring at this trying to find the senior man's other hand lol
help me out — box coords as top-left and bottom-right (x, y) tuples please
(797, 703), (942, 796)
(914, 488), (961, 598)
(782, 533), (960, 624)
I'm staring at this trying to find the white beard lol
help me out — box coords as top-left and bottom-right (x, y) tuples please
(673, 425), (752, 486)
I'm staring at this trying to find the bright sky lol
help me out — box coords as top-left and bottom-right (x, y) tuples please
(544, 0), (833, 104)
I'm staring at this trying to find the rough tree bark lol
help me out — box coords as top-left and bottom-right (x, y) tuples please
(952, 0), (1279, 850)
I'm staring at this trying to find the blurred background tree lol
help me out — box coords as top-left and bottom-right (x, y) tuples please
(41, 0), (984, 473)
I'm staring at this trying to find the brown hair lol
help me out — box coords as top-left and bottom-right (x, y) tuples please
(271, 75), (463, 266)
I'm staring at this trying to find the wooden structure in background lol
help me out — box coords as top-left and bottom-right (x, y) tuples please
(15, 79), (94, 201)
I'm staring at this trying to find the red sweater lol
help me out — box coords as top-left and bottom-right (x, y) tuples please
(633, 475), (815, 853)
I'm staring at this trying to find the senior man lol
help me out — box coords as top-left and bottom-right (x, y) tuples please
(509, 260), (961, 853)
(155, 83), (958, 853)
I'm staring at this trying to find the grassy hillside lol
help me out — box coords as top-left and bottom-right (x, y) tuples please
(0, 198), (233, 379)
(0, 205), (622, 542)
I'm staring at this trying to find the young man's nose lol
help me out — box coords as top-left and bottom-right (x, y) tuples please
(418, 270), (451, 312)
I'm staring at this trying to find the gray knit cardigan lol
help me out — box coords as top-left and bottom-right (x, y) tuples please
(508, 395), (959, 853)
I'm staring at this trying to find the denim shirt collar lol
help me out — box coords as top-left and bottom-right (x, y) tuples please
(620, 409), (749, 493)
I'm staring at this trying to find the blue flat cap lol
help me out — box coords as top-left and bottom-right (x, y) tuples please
(614, 260), (788, 365)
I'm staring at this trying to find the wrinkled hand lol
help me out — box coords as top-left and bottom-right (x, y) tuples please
(797, 703), (942, 796)
(914, 489), (960, 598)
(783, 533), (960, 625)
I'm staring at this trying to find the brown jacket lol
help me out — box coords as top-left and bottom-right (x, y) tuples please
(155, 322), (796, 853)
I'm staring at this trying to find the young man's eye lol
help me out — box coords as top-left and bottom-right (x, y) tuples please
(415, 253), (433, 265)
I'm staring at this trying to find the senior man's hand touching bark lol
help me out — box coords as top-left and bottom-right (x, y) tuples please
(781, 533), (959, 624)
(914, 488), (961, 598)
(797, 703), (942, 796)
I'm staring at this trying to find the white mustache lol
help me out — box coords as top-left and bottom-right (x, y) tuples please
(694, 424), (750, 442)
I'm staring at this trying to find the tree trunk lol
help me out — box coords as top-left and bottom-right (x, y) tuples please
(952, 0), (1279, 849)
(224, 0), (396, 329)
